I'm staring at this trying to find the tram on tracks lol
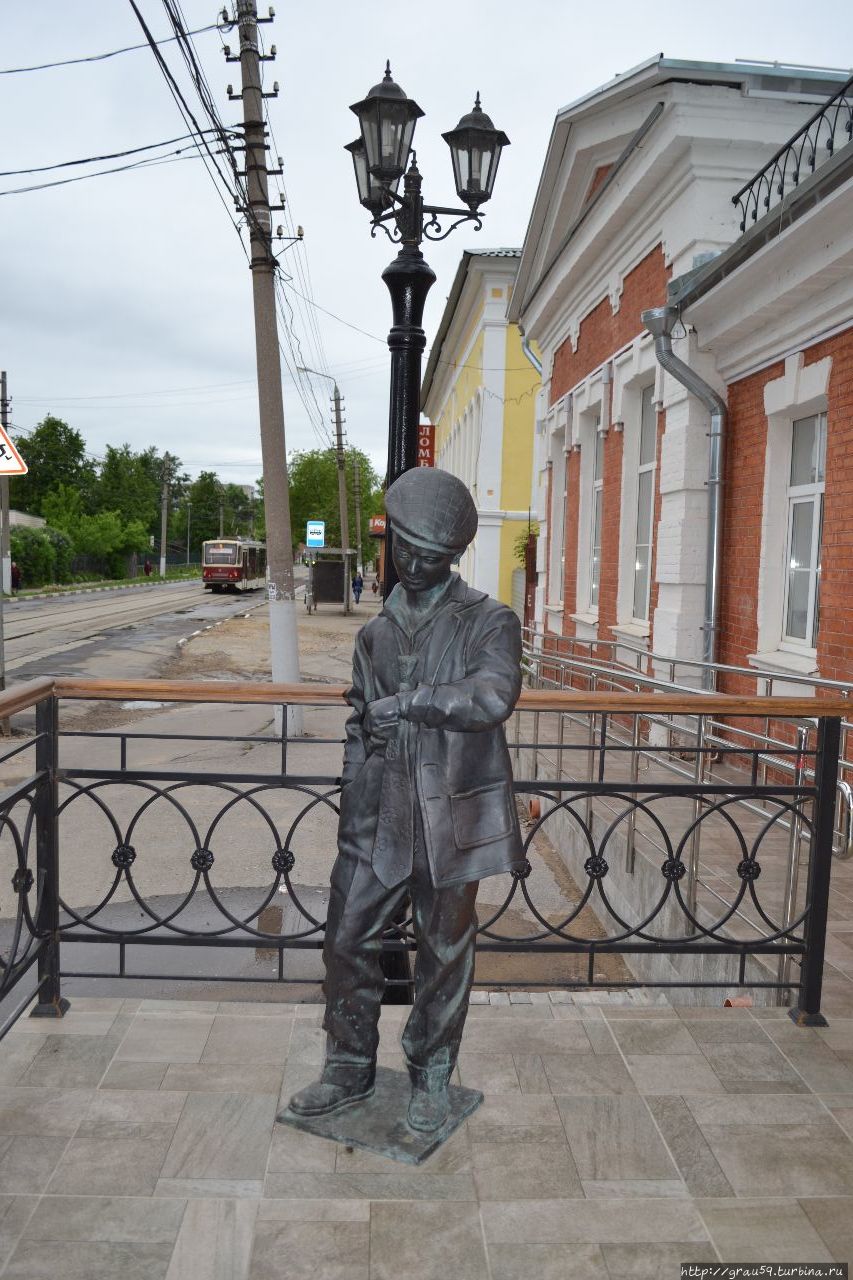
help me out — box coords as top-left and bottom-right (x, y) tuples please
(202, 539), (267, 592)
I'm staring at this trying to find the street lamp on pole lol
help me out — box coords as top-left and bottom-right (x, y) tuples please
(346, 64), (509, 596)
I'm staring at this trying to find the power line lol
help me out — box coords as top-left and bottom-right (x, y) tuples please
(280, 284), (386, 344)
(0, 149), (198, 198)
(0, 129), (227, 177)
(13, 378), (255, 402)
(0, 23), (219, 75)
(126, 0), (248, 257)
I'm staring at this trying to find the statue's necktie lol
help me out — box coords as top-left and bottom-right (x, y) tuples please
(372, 654), (418, 887)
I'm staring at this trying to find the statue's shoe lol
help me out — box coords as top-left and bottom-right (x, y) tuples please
(286, 1078), (374, 1117)
(407, 1084), (450, 1133)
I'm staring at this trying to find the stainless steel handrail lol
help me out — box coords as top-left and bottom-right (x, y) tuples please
(522, 632), (853, 875)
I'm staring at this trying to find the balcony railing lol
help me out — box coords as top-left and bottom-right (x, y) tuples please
(732, 72), (853, 232)
(0, 676), (846, 1038)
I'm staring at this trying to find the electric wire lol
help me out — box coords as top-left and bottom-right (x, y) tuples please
(252, 23), (336, 405)
(158, 2), (270, 257)
(0, 24), (219, 75)
(126, 0), (248, 258)
(0, 149), (198, 197)
(0, 129), (228, 177)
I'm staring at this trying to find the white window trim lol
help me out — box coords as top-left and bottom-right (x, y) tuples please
(750, 352), (832, 679)
(632, 384), (657, 624)
(780, 413), (825, 653)
(575, 403), (603, 617)
(546, 398), (569, 607)
(614, 338), (659, 629)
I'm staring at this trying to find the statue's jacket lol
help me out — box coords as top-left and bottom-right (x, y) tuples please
(337, 574), (525, 888)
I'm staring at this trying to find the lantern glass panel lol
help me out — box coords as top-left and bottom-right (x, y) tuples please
(362, 105), (383, 175)
(350, 142), (369, 204)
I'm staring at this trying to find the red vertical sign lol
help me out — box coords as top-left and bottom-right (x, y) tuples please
(417, 423), (434, 467)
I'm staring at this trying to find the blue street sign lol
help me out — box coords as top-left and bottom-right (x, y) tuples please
(306, 520), (325, 548)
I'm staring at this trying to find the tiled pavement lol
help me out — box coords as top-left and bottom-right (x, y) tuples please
(1, 993), (853, 1277)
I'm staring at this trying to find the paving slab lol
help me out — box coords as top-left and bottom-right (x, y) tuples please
(0, 997), (852, 1269)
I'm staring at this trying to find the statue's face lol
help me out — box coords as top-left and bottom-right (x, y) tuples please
(392, 535), (454, 594)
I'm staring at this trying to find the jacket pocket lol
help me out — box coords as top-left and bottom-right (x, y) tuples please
(450, 782), (513, 850)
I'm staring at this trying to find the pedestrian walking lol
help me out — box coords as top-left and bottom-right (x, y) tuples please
(143, 558), (152, 578)
(352, 572), (363, 604)
(10, 561), (20, 593)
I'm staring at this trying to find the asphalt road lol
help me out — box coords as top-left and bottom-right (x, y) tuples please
(1, 580), (265, 682)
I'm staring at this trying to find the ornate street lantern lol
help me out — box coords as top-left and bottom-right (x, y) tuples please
(442, 93), (510, 211)
(344, 137), (398, 217)
(346, 67), (510, 600)
(350, 62), (423, 184)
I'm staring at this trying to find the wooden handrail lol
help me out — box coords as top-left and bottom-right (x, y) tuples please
(0, 677), (56, 720)
(48, 677), (852, 719)
(54, 678), (349, 705)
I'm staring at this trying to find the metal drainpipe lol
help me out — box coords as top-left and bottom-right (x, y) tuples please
(641, 306), (727, 691)
(519, 329), (543, 376)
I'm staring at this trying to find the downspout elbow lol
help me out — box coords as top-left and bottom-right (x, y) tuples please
(519, 328), (543, 377)
(641, 307), (727, 690)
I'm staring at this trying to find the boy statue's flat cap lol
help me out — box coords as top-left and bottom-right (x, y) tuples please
(385, 468), (478, 555)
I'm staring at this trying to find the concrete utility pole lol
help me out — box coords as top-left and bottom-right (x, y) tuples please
(218, 501), (224, 538)
(352, 457), (363, 577)
(231, 0), (301, 726)
(159, 452), (171, 578)
(0, 372), (9, 597)
(297, 367), (350, 613)
(186, 501), (192, 565)
(332, 385), (351, 614)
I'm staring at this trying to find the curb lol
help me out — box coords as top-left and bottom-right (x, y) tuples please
(176, 600), (266, 650)
(13, 579), (200, 604)
(468, 989), (672, 1007)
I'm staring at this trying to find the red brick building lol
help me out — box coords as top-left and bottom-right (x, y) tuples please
(509, 56), (853, 692)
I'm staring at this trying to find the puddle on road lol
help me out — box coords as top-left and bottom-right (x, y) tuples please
(120, 701), (166, 710)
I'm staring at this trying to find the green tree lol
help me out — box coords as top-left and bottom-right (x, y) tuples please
(11, 416), (96, 515)
(10, 526), (55, 587)
(171, 471), (223, 554)
(43, 485), (148, 578)
(95, 444), (162, 531)
(222, 483), (257, 538)
(41, 482), (84, 532)
(287, 448), (381, 554)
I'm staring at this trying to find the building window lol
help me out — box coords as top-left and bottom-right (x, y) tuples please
(547, 422), (566, 605)
(782, 411), (826, 649)
(589, 417), (603, 608)
(632, 385), (657, 621)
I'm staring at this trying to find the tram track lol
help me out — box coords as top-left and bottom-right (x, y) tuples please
(3, 583), (212, 671)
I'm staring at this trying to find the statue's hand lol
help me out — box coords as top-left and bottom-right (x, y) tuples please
(364, 695), (402, 739)
(364, 692), (415, 739)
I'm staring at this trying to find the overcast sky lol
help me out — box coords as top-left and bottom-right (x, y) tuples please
(1, 1), (850, 490)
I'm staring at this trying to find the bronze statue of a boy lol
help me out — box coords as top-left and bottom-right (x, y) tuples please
(289, 467), (524, 1132)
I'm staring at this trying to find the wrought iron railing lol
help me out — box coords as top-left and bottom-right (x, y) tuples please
(732, 72), (853, 231)
(0, 676), (845, 1038)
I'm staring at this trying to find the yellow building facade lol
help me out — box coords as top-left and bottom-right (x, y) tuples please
(421, 250), (540, 608)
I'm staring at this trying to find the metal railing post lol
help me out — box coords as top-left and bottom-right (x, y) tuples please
(555, 666), (566, 796)
(686, 715), (706, 917)
(625, 713), (641, 873)
(778, 725), (809, 995)
(791, 716), (841, 1026)
(30, 695), (69, 1019)
(585, 675), (597, 829)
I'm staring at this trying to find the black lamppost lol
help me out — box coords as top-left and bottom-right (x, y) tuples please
(346, 64), (509, 594)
